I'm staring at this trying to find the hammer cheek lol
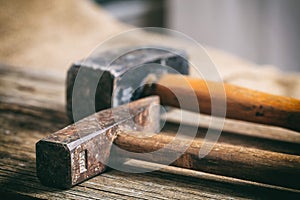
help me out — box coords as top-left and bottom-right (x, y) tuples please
(36, 132), (112, 189)
(70, 131), (112, 186)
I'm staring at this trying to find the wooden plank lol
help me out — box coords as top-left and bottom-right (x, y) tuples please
(0, 64), (65, 111)
(1, 64), (300, 199)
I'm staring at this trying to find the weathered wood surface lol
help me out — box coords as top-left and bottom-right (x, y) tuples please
(1, 64), (300, 199)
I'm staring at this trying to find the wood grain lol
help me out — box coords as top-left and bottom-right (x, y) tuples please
(154, 74), (300, 131)
(1, 64), (300, 199)
(114, 131), (300, 189)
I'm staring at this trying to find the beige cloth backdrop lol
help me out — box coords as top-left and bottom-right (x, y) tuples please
(0, 0), (299, 98)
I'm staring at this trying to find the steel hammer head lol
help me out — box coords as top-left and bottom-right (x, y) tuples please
(36, 96), (160, 189)
(67, 46), (188, 122)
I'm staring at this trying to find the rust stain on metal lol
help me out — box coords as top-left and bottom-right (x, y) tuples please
(36, 96), (159, 189)
(66, 46), (188, 122)
(134, 107), (149, 127)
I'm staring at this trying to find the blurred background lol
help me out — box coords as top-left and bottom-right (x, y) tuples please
(96, 0), (300, 72)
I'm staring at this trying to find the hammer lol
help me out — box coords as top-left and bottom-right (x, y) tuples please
(36, 96), (300, 189)
(67, 46), (300, 132)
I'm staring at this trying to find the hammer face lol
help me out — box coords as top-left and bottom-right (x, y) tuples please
(36, 96), (160, 189)
(67, 46), (188, 122)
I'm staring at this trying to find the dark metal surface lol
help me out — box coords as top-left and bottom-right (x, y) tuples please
(67, 46), (189, 122)
(36, 96), (159, 189)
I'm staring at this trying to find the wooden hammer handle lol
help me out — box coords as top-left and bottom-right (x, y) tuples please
(114, 132), (300, 189)
(152, 74), (300, 132)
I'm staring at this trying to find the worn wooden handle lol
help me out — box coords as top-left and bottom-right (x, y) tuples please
(152, 74), (300, 132)
(114, 132), (300, 189)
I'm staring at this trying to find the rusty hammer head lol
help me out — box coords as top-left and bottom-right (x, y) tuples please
(67, 46), (188, 122)
(36, 96), (160, 188)
(36, 46), (188, 188)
